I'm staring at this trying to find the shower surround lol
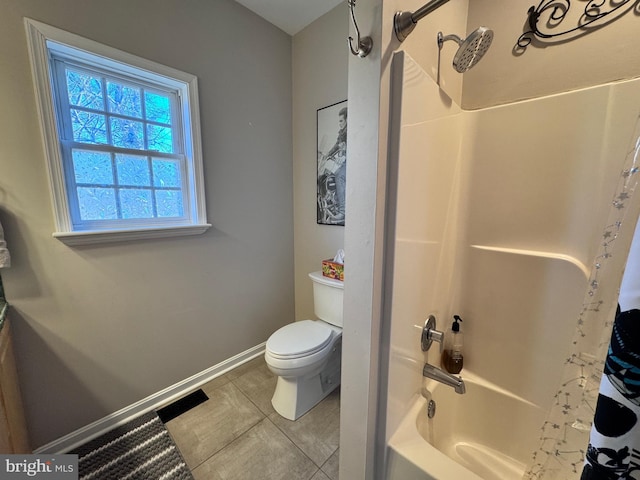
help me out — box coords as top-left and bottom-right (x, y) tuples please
(383, 51), (640, 479)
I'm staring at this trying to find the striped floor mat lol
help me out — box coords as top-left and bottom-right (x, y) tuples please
(70, 411), (193, 480)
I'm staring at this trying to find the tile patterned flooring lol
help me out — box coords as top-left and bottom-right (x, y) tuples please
(163, 356), (340, 480)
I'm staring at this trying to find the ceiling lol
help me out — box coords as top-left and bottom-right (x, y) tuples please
(234, 0), (344, 35)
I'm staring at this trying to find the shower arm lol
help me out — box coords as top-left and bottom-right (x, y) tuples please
(394, 0), (452, 42)
(437, 32), (463, 48)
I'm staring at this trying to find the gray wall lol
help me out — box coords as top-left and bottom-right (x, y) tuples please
(292, 5), (347, 322)
(0, 0), (294, 448)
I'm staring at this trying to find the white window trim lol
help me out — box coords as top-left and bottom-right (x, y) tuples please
(24, 18), (210, 245)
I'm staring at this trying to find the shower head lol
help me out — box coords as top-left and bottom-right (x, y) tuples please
(437, 27), (493, 73)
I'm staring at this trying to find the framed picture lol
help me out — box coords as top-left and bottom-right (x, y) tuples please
(317, 100), (347, 226)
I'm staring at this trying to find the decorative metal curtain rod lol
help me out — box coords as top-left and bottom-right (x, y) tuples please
(517, 0), (639, 50)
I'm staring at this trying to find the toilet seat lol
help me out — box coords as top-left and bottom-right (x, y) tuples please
(266, 320), (333, 359)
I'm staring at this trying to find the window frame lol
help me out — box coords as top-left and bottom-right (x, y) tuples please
(24, 18), (210, 245)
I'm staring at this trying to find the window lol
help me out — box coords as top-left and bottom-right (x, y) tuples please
(25, 19), (210, 245)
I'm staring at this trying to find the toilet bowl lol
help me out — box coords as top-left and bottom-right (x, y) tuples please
(265, 271), (343, 420)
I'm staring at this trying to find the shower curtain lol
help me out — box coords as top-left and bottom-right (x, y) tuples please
(582, 307), (640, 480)
(524, 115), (640, 480)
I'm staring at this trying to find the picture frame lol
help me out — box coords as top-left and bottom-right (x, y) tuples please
(317, 100), (347, 226)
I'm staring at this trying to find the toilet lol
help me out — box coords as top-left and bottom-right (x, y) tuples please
(265, 271), (343, 420)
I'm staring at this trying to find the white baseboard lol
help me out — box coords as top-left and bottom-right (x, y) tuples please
(35, 343), (266, 454)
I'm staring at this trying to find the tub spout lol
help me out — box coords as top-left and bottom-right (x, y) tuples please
(422, 363), (466, 394)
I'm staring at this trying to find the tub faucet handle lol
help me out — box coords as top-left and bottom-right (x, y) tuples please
(421, 315), (444, 352)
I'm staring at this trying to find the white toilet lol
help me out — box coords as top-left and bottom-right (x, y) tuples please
(265, 271), (343, 420)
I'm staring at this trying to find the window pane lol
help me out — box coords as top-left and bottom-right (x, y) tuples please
(38, 24), (207, 238)
(71, 110), (107, 144)
(155, 190), (183, 217)
(72, 150), (113, 184)
(116, 154), (150, 186)
(147, 124), (173, 153)
(144, 91), (171, 124)
(110, 117), (144, 149)
(77, 187), (117, 220)
(120, 189), (153, 219)
(66, 70), (103, 110)
(152, 158), (181, 187)
(107, 82), (142, 118)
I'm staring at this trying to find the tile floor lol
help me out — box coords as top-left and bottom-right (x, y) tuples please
(163, 356), (340, 480)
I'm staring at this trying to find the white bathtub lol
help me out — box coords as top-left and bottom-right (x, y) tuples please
(386, 370), (546, 480)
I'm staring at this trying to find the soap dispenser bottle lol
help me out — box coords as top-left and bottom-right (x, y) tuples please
(442, 315), (464, 374)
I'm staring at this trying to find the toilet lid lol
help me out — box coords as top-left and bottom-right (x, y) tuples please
(267, 320), (333, 358)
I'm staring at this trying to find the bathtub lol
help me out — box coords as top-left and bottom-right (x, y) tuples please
(385, 370), (546, 480)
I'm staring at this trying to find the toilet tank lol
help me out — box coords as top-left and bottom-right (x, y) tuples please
(309, 271), (344, 327)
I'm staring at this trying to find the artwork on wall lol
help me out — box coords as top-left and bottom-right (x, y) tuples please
(317, 100), (347, 226)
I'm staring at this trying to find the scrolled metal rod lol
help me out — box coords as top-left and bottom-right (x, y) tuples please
(516, 0), (638, 50)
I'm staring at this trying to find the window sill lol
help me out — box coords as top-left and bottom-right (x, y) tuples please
(53, 224), (211, 246)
